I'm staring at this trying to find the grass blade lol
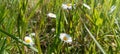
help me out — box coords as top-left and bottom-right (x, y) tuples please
(0, 29), (38, 52)
(84, 24), (106, 54)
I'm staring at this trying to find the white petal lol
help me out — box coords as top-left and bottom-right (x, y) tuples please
(67, 6), (72, 9)
(60, 33), (65, 40)
(47, 13), (56, 18)
(66, 37), (72, 43)
(62, 4), (68, 9)
(29, 33), (35, 36)
(83, 3), (91, 10)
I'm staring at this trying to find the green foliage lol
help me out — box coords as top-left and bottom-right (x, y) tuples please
(0, 0), (120, 54)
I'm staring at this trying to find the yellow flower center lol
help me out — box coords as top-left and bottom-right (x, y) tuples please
(25, 39), (31, 43)
(67, 4), (71, 7)
(63, 36), (68, 41)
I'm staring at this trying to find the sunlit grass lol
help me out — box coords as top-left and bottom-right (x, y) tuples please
(0, 0), (120, 54)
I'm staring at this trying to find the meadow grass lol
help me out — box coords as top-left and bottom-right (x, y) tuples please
(0, 0), (120, 54)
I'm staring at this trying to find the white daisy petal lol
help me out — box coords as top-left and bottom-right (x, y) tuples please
(29, 33), (35, 36)
(66, 37), (72, 43)
(83, 3), (91, 10)
(62, 4), (68, 9)
(47, 13), (56, 18)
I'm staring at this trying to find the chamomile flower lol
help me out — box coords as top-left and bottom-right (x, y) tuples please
(59, 33), (72, 43)
(83, 3), (91, 10)
(29, 33), (35, 36)
(47, 13), (56, 18)
(24, 36), (34, 46)
(62, 3), (72, 10)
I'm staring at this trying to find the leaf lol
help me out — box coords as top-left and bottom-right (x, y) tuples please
(86, 14), (93, 23)
(84, 24), (106, 54)
(96, 18), (103, 26)
(0, 38), (7, 54)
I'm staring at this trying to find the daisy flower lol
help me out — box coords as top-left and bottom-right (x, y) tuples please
(59, 33), (72, 43)
(62, 3), (72, 10)
(24, 36), (34, 46)
(47, 13), (56, 18)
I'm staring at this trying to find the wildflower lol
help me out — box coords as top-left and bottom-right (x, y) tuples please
(83, 3), (91, 10)
(62, 3), (73, 10)
(29, 33), (36, 36)
(47, 13), (56, 18)
(51, 28), (55, 32)
(24, 36), (34, 46)
(59, 33), (72, 43)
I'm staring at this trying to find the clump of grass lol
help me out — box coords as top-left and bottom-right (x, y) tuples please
(0, 0), (120, 54)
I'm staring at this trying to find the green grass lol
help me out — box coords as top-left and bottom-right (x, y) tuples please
(0, 0), (120, 54)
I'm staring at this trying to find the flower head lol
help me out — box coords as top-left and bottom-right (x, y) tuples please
(24, 36), (34, 46)
(62, 3), (72, 10)
(47, 13), (56, 18)
(59, 33), (72, 43)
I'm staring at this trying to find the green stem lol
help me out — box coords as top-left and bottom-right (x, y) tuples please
(84, 24), (106, 54)
(0, 29), (38, 52)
